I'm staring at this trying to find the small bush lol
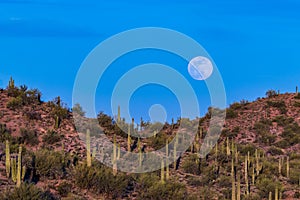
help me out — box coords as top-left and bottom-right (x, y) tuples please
(6, 96), (23, 110)
(42, 130), (63, 145)
(57, 181), (72, 197)
(267, 146), (283, 156)
(0, 183), (56, 200)
(226, 108), (238, 119)
(182, 154), (201, 175)
(256, 177), (282, 199)
(19, 128), (39, 146)
(266, 90), (278, 98)
(35, 149), (66, 179)
(73, 162), (130, 198)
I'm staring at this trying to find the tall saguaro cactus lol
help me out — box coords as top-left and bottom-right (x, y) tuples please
(17, 146), (22, 187)
(296, 86), (298, 95)
(86, 129), (92, 167)
(245, 156), (249, 195)
(166, 140), (169, 180)
(161, 160), (165, 184)
(8, 76), (15, 89)
(5, 140), (10, 178)
(127, 124), (131, 151)
(286, 156), (290, 178)
(237, 172), (241, 200)
(231, 158), (236, 200)
(117, 105), (121, 123)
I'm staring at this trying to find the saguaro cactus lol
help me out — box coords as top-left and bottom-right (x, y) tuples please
(113, 135), (118, 176)
(278, 157), (282, 175)
(245, 156), (249, 195)
(161, 160), (165, 184)
(269, 192), (272, 200)
(166, 141), (169, 180)
(174, 134), (178, 169)
(226, 137), (230, 156)
(127, 124), (131, 151)
(11, 158), (17, 183)
(296, 86), (298, 95)
(237, 172), (241, 200)
(5, 140), (10, 178)
(17, 146), (22, 187)
(231, 158), (236, 200)
(117, 105), (121, 123)
(275, 187), (278, 200)
(8, 76), (15, 89)
(286, 156), (290, 178)
(86, 129), (91, 167)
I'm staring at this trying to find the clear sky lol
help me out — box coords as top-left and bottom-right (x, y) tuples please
(0, 0), (300, 121)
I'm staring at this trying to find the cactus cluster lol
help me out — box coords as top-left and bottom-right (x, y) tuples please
(5, 141), (25, 187)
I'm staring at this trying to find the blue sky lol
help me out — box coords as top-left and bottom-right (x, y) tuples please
(0, 0), (300, 121)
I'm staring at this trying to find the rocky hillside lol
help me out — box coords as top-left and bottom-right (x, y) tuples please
(0, 79), (300, 199)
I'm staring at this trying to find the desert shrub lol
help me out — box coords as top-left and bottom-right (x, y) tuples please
(0, 183), (56, 200)
(42, 130), (63, 145)
(6, 96), (23, 110)
(148, 131), (169, 150)
(182, 154), (200, 175)
(137, 179), (188, 200)
(226, 108), (238, 119)
(294, 101), (300, 107)
(238, 143), (257, 155)
(0, 123), (11, 142)
(97, 111), (113, 129)
(230, 102), (242, 110)
(24, 110), (41, 121)
(256, 177), (282, 199)
(57, 181), (72, 197)
(73, 162), (130, 198)
(19, 128), (39, 146)
(266, 100), (287, 114)
(217, 175), (231, 188)
(266, 90), (278, 98)
(294, 93), (300, 99)
(281, 123), (300, 146)
(273, 116), (294, 127)
(35, 149), (66, 179)
(72, 103), (86, 117)
(294, 191), (300, 198)
(243, 193), (261, 200)
(274, 140), (290, 149)
(267, 146), (283, 156)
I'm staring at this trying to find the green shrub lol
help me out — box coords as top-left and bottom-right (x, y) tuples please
(182, 154), (200, 175)
(18, 128), (39, 146)
(256, 177), (282, 199)
(226, 108), (238, 119)
(57, 181), (72, 197)
(294, 101), (300, 107)
(266, 90), (277, 98)
(267, 146), (283, 156)
(0, 123), (11, 142)
(266, 100), (287, 114)
(6, 96), (23, 110)
(0, 183), (56, 200)
(42, 130), (63, 145)
(274, 140), (290, 149)
(73, 162), (130, 198)
(138, 180), (188, 200)
(35, 149), (66, 179)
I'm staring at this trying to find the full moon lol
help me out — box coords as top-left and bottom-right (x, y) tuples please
(188, 56), (213, 80)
